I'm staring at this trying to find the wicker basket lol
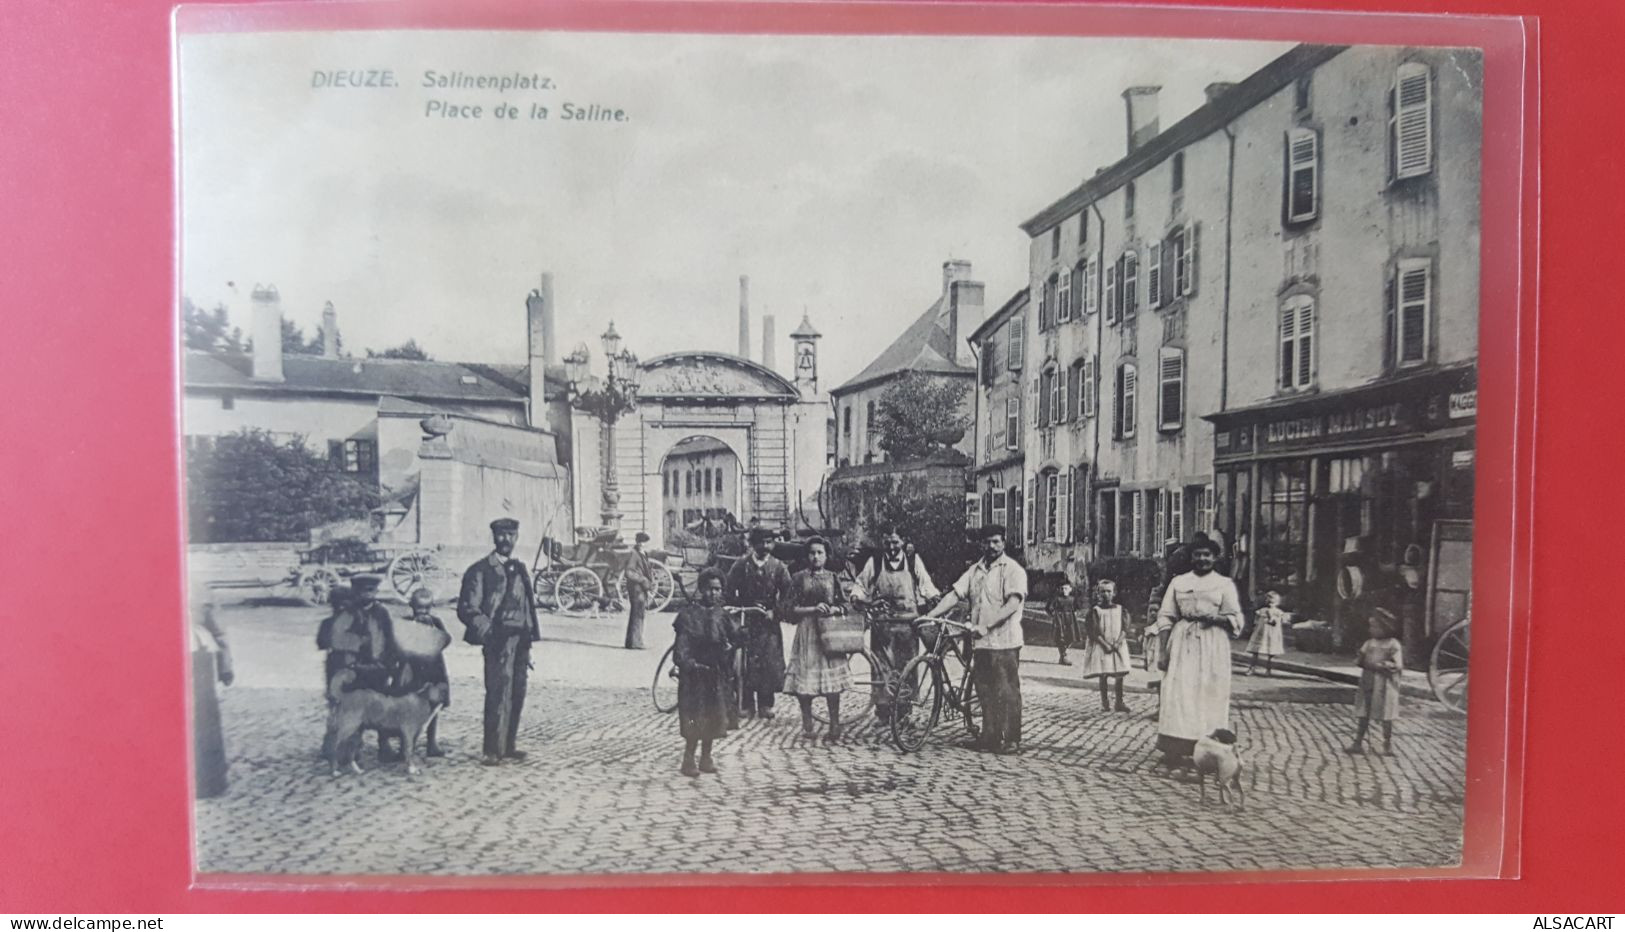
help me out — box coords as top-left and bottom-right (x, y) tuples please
(393, 620), (451, 660)
(817, 612), (867, 657)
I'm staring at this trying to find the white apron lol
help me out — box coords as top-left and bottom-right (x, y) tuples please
(1154, 571), (1243, 741)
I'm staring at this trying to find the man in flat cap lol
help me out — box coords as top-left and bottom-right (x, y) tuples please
(623, 531), (656, 650)
(457, 517), (542, 766)
(725, 526), (793, 721)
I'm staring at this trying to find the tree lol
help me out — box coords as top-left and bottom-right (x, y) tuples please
(281, 318), (325, 355)
(367, 339), (432, 361)
(827, 473), (977, 585)
(186, 429), (379, 542)
(181, 297), (243, 352)
(874, 372), (971, 461)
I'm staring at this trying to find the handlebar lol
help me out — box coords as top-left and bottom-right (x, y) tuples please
(915, 616), (975, 634)
(723, 605), (772, 619)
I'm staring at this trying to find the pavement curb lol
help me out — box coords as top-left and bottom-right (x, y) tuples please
(1230, 651), (1436, 701)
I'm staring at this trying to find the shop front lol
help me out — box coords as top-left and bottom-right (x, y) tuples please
(1205, 363), (1476, 658)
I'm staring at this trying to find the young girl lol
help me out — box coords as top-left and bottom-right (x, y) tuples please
(673, 569), (739, 777)
(1347, 608), (1404, 756)
(394, 588), (451, 758)
(1245, 590), (1289, 676)
(782, 537), (852, 741)
(1081, 579), (1132, 712)
(1047, 579), (1082, 666)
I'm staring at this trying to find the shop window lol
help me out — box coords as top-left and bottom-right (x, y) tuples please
(1257, 460), (1310, 594)
(1389, 62), (1433, 181)
(1280, 295), (1316, 389)
(1286, 128), (1320, 224)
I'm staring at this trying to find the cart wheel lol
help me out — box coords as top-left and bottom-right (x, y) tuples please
(553, 567), (603, 616)
(648, 563), (675, 612)
(652, 645), (679, 714)
(533, 569), (561, 610)
(299, 567), (340, 607)
(388, 551), (439, 601)
(1428, 618), (1470, 714)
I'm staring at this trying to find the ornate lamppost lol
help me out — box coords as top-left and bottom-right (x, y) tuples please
(564, 322), (641, 530)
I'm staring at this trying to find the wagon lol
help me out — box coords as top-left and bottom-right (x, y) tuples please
(532, 528), (676, 616)
(288, 540), (460, 606)
(1428, 615), (1469, 713)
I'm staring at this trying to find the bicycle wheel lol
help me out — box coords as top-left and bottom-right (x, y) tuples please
(810, 649), (877, 724)
(1428, 618), (1470, 714)
(944, 648), (982, 740)
(652, 645), (679, 714)
(889, 655), (943, 752)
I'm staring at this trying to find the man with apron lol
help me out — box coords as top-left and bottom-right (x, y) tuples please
(851, 528), (939, 722)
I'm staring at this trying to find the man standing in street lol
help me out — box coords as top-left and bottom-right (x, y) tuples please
(851, 528), (939, 721)
(922, 524), (1028, 754)
(457, 517), (542, 766)
(724, 526), (793, 721)
(623, 531), (655, 650)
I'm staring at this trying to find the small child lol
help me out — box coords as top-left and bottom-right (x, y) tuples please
(1081, 579), (1133, 712)
(1047, 580), (1082, 666)
(1347, 608), (1404, 756)
(672, 569), (741, 777)
(1245, 590), (1289, 676)
(394, 588), (451, 758)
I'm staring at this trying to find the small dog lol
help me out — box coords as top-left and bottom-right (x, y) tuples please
(324, 672), (447, 777)
(1193, 728), (1245, 808)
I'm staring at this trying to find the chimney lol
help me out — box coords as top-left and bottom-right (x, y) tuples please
(1122, 85), (1162, 152)
(942, 259), (973, 296)
(949, 278), (985, 369)
(321, 301), (339, 358)
(526, 283), (548, 425)
(250, 284), (284, 382)
(539, 272), (557, 367)
(738, 275), (751, 360)
(1204, 81), (1237, 105)
(761, 314), (777, 373)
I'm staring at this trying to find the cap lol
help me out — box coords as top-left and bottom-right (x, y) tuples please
(634, 531), (651, 543)
(748, 527), (774, 544)
(351, 574), (383, 592)
(490, 517), (520, 533)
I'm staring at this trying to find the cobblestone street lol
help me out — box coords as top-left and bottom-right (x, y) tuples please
(196, 602), (1466, 877)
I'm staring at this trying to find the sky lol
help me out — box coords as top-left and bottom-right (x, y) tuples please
(178, 30), (1289, 387)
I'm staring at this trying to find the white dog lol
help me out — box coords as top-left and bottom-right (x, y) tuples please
(1193, 728), (1245, 808)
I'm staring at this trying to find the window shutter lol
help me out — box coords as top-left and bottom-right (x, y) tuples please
(1073, 466), (1089, 544)
(1123, 251), (1139, 319)
(1184, 223), (1200, 297)
(1287, 128), (1319, 222)
(1113, 365), (1125, 437)
(1393, 63), (1433, 179)
(1026, 476), (1037, 544)
(1397, 260), (1430, 364)
(1085, 257), (1099, 315)
(1297, 299), (1315, 386)
(1084, 356), (1097, 418)
(1146, 241), (1162, 307)
(1131, 490), (1144, 554)
(1279, 301), (1297, 389)
(1154, 489), (1166, 553)
(1104, 262), (1118, 323)
(1008, 315), (1024, 370)
(1038, 369), (1053, 428)
(1059, 468), (1072, 543)
(1058, 270), (1073, 324)
(1158, 347), (1185, 429)
(1171, 488), (1184, 544)
(1384, 275), (1397, 371)
(1123, 363), (1137, 438)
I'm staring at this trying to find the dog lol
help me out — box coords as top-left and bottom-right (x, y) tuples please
(324, 671), (447, 777)
(1193, 728), (1245, 808)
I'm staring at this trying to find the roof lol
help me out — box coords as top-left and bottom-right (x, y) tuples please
(1020, 44), (1346, 236)
(183, 350), (564, 404)
(790, 312), (822, 340)
(831, 294), (977, 396)
(966, 288), (1030, 346)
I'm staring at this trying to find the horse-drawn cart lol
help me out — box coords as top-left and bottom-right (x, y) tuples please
(284, 540), (461, 605)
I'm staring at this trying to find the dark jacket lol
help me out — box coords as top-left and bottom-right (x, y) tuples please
(457, 554), (542, 646)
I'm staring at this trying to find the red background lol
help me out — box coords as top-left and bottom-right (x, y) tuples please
(0, 0), (1581, 911)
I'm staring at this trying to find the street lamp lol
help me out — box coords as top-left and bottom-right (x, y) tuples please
(565, 322), (641, 529)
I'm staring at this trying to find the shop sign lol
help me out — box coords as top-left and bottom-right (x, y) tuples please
(1451, 449), (1475, 468)
(1449, 391), (1477, 419)
(1259, 402), (1410, 451)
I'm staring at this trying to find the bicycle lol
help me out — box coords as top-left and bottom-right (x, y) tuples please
(651, 604), (769, 714)
(888, 616), (981, 753)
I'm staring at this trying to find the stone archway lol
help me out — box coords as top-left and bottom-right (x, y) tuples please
(568, 351), (829, 550)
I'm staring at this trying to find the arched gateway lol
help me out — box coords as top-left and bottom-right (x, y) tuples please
(569, 350), (831, 550)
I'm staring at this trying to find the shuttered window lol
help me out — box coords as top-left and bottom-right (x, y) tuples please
(1170, 488), (1184, 545)
(1058, 269), (1073, 324)
(1130, 490), (1145, 555)
(1059, 468), (1073, 543)
(1099, 490), (1117, 555)
(990, 488), (1008, 528)
(1174, 223), (1199, 297)
(1394, 259), (1431, 365)
(1067, 359), (1084, 422)
(1158, 347), (1185, 430)
(1085, 257), (1099, 316)
(1083, 356), (1097, 418)
(1007, 314), (1024, 370)
(1073, 467), (1089, 544)
(1006, 397), (1020, 448)
(1044, 471), (1060, 542)
(1026, 476), (1037, 544)
(1038, 367), (1054, 427)
(1152, 489), (1165, 553)
(1147, 240), (1163, 307)
(1391, 62), (1433, 180)
(1286, 128), (1319, 222)
(1280, 295), (1315, 389)
(1116, 362), (1137, 439)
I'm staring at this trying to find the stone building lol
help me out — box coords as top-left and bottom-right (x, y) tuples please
(1005, 43), (1480, 650)
(965, 287), (1030, 548)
